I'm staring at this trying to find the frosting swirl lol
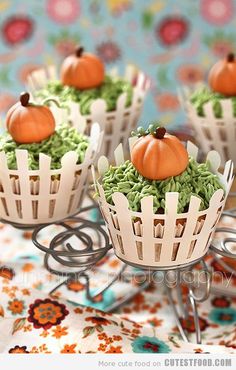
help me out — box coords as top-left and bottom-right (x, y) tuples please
(35, 75), (133, 115)
(0, 123), (89, 170)
(102, 157), (224, 213)
(190, 86), (236, 118)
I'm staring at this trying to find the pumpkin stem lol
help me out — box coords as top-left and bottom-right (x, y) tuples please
(227, 53), (235, 62)
(155, 127), (166, 139)
(20, 92), (30, 107)
(75, 46), (84, 57)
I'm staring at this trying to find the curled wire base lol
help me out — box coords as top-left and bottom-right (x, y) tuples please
(210, 205), (236, 280)
(164, 259), (212, 344)
(32, 217), (111, 274)
(31, 206), (212, 344)
(31, 206), (151, 307)
(4, 194), (236, 345)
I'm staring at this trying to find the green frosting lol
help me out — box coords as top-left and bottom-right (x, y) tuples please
(190, 86), (236, 118)
(101, 158), (224, 213)
(0, 123), (89, 170)
(35, 75), (133, 115)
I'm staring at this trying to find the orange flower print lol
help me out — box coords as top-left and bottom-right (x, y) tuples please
(60, 344), (77, 353)
(8, 299), (25, 315)
(211, 297), (231, 308)
(98, 332), (108, 340)
(85, 316), (111, 326)
(28, 298), (69, 330)
(22, 231), (33, 240)
(98, 343), (107, 352)
(180, 315), (208, 333)
(113, 335), (122, 341)
(177, 64), (204, 84)
(23, 324), (32, 332)
(66, 279), (85, 292)
(9, 345), (29, 354)
(22, 263), (34, 272)
(85, 306), (94, 313)
(211, 258), (236, 285)
(194, 348), (204, 353)
(133, 322), (142, 328)
(147, 318), (163, 327)
(121, 328), (131, 334)
(74, 307), (83, 314)
(133, 293), (145, 305)
(0, 266), (15, 280)
(92, 293), (103, 303)
(105, 337), (114, 344)
(155, 93), (180, 111)
(52, 325), (68, 339)
(106, 346), (123, 353)
(108, 259), (120, 268)
(132, 329), (141, 334)
(123, 307), (132, 314)
(95, 255), (109, 266)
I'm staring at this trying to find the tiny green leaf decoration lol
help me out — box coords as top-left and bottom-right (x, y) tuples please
(131, 122), (165, 138)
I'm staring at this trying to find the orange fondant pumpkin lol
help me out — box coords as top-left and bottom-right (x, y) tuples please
(208, 53), (236, 96)
(6, 92), (55, 144)
(131, 127), (189, 180)
(60, 46), (105, 90)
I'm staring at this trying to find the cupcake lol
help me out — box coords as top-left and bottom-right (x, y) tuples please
(0, 92), (102, 226)
(26, 46), (149, 161)
(180, 52), (236, 166)
(94, 123), (233, 269)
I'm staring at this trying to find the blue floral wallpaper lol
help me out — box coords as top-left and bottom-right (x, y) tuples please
(0, 0), (236, 130)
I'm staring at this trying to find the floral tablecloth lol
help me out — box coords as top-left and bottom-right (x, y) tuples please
(0, 207), (236, 354)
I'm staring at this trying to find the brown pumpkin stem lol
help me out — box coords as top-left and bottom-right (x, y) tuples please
(155, 127), (166, 139)
(20, 92), (30, 106)
(75, 46), (84, 57)
(227, 53), (235, 62)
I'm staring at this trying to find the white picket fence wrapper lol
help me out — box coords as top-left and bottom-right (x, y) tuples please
(27, 64), (150, 161)
(94, 141), (234, 269)
(0, 113), (103, 225)
(179, 86), (236, 167)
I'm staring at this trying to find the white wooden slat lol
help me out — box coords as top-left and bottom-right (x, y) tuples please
(187, 141), (198, 160)
(191, 189), (224, 260)
(112, 192), (137, 261)
(15, 150), (33, 220)
(47, 65), (57, 80)
(37, 153), (52, 220)
(0, 152), (19, 219)
(140, 196), (155, 263)
(112, 93), (128, 152)
(160, 192), (180, 263)
(206, 150), (221, 173)
(53, 151), (78, 217)
(175, 195), (201, 263)
(114, 143), (125, 166)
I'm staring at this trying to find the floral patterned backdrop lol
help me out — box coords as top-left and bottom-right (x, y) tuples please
(0, 0), (236, 130)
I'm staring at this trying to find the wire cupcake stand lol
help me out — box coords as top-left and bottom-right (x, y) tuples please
(2, 189), (230, 345)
